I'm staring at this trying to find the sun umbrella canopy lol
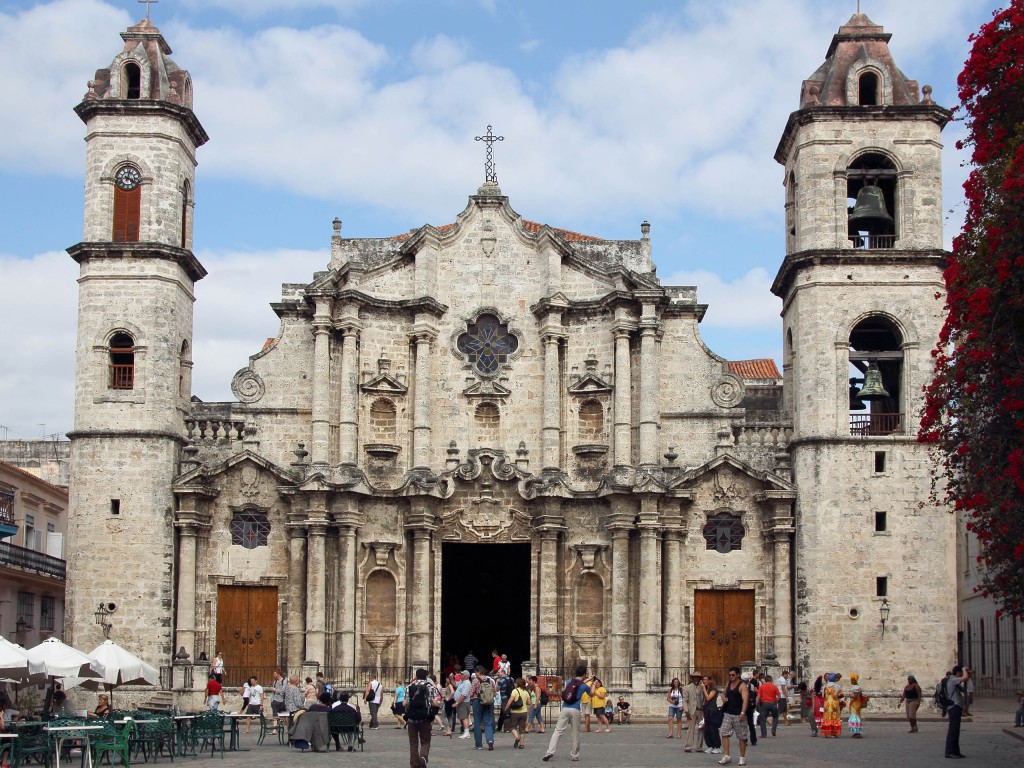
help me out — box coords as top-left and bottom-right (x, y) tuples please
(0, 635), (45, 682)
(80, 640), (158, 689)
(26, 637), (105, 680)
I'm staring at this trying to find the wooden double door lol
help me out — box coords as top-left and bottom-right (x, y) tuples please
(216, 585), (278, 686)
(693, 589), (755, 686)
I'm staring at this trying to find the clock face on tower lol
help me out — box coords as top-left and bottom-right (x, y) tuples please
(114, 165), (142, 191)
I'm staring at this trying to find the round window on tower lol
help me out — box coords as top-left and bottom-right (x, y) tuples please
(115, 165), (142, 191)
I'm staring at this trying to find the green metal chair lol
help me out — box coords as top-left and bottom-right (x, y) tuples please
(91, 720), (133, 768)
(256, 711), (285, 746)
(187, 713), (223, 759)
(131, 716), (174, 763)
(327, 711), (363, 752)
(13, 722), (51, 768)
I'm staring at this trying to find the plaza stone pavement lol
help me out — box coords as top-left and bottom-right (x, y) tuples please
(212, 709), (1021, 768)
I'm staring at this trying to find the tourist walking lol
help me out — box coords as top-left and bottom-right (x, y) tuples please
(717, 666), (750, 766)
(443, 673), (458, 736)
(543, 664), (590, 762)
(464, 650), (478, 672)
(212, 651), (225, 683)
(240, 676), (251, 714)
(285, 675), (304, 714)
(245, 676), (263, 733)
(821, 674), (843, 738)
(812, 676), (824, 736)
(667, 677), (683, 738)
(702, 675), (723, 755)
(270, 669), (286, 716)
(503, 677), (531, 748)
(898, 674), (922, 732)
(496, 669), (515, 733)
(944, 665), (971, 759)
(682, 672), (703, 752)
(470, 665), (497, 750)
(797, 680), (816, 736)
(744, 671), (759, 746)
(365, 674), (384, 729)
(527, 676), (547, 734)
(846, 673), (865, 737)
(204, 672), (222, 710)
(393, 677), (408, 728)
(775, 670), (791, 726)
(405, 668), (439, 768)
(592, 679), (610, 733)
(454, 671), (472, 739)
(755, 674), (780, 737)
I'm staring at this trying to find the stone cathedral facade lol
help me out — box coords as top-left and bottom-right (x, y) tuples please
(65, 13), (957, 701)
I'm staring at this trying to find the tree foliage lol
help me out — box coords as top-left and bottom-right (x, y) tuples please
(920, 2), (1024, 618)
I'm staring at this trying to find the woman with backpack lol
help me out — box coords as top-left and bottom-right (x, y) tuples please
(527, 676), (547, 734)
(897, 674), (922, 733)
(503, 678), (531, 749)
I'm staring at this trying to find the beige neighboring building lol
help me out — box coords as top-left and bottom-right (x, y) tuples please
(0, 461), (68, 645)
(63, 12), (957, 704)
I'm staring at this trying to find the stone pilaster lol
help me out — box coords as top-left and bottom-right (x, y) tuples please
(310, 297), (333, 464)
(638, 309), (660, 465)
(608, 506), (634, 669)
(535, 505), (566, 666)
(612, 325), (634, 466)
(761, 493), (796, 667)
(286, 515), (308, 669)
(637, 496), (662, 672)
(405, 502), (437, 665)
(335, 499), (360, 683)
(305, 496), (329, 664)
(542, 333), (564, 469)
(338, 326), (360, 464)
(662, 525), (683, 673)
(173, 518), (200, 658)
(411, 331), (436, 469)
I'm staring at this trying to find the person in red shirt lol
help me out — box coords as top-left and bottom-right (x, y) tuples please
(205, 673), (223, 710)
(756, 678), (781, 737)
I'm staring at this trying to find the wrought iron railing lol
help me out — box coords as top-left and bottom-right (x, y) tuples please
(0, 485), (15, 530)
(0, 541), (65, 580)
(960, 637), (1024, 695)
(849, 412), (903, 436)
(108, 364), (134, 389)
(848, 234), (897, 249)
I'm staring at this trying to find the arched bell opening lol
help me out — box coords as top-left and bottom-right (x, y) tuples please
(848, 316), (903, 436)
(847, 153), (897, 249)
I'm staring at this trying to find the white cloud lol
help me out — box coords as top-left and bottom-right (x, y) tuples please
(664, 267), (780, 331)
(177, 0), (377, 18)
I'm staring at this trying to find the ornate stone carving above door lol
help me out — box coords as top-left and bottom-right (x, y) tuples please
(439, 498), (533, 542)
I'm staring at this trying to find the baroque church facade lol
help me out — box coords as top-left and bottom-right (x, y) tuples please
(65, 13), (956, 699)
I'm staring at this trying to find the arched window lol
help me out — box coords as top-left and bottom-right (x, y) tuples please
(124, 62), (141, 99)
(575, 573), (604, 634)
(113, 164), (142, 243)
(370, 398), (397, 442)
(858, 71), (879, 105)
(474, 401), (500, 445)
(847, 152), (897, 249)
(229, 510), (271, 549)
(108, 333), (135, 389)
(364, 570), (398, 634)
(180, 180), (190, 248)
(578, 399), (604, 441)
(849, 316), (904, 435)
(179, 339), (191, 397)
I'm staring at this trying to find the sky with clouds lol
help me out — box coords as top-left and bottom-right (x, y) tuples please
(0, 0), (1000, 439)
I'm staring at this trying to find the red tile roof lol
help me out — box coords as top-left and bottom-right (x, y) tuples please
(727, 359), (782, 380)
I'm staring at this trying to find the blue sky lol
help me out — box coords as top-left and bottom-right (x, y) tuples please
(0, 0), (1000, 438)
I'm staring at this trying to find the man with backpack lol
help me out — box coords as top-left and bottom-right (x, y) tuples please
(943, 666), (971, 759)
(470, 665), (497, 750)
(543, 664), (591, 762)
(496, 669), (516, 733)
(405, 669), (440, 768)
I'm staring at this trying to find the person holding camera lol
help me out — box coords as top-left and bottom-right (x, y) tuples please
(944, 665), (971, 759)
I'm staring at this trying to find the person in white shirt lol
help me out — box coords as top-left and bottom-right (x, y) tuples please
(499, 654), (511, 676)
(774, 671), (791, 726)
(245, 676), (264, 733)
(365, 676), (384, 729)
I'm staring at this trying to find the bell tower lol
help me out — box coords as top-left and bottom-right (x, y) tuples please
(771, 14), (956, 684)
(65, 17), (208, 662)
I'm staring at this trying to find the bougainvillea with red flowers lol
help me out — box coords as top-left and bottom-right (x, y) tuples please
(921, 2), (1024, 618)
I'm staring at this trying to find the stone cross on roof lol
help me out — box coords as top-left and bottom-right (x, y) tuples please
(475, 124), (504, 184)
(139, 0), (159, 19)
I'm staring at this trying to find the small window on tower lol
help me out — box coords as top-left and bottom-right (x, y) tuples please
(874, 511), (887, 532)
(108, 333), (135, 389)
(125, 62), (141, 99)
(858, 71), (879, 105)
(876, 576), (888, 597)
(180, 180), (190, 248)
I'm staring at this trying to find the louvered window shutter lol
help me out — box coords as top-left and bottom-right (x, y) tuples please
(113, 186), (141, 242)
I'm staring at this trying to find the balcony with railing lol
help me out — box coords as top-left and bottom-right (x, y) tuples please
(0, 484), (16, 540)
(848, 233), (897, 249)
(850, 412), (903, 436)
(109, 363), (134, 389)
(0, 540), (66, 580)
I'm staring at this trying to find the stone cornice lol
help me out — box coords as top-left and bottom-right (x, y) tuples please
(68, 241), (208, 283)
(771, 247), (948, 300)
(75, 99), (210, 148)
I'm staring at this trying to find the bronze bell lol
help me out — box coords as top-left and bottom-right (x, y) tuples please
(849, 379), (867, 410)
(856, 363), (890, 401)
(848, 184), (895, 234)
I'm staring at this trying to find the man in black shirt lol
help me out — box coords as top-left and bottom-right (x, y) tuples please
(717, 666), (749, 766)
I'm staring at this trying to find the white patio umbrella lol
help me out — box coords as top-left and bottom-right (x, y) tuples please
(26, 637), (106, 680)
(0, 635), (45, 682)
(63, 640), (158, 705)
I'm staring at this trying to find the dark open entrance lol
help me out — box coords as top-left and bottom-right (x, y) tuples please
(441, 542), (531, 678)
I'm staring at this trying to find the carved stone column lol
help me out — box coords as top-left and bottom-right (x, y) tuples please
(335, 500), (360, 681)
(310, 297), (333, 464)
(612, 326), (633, 466)
(637, 497), (662, 672)
(764, 495), (796, 667)
(608, 506), (634, 669)
(536, 505), (565, 665)
(406, 503), (436, 665)
(174, 519), (200, 658)
(305, 494), (329, 664)
(542, 334), (563, 469)
(662, 525), (683, 673)
(638, 314), (660, 466)
(338, 326), (360, 464)
(411, 332), (435, 469)
(286, 518), (308, 668)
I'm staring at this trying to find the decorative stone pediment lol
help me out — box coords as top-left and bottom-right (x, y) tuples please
(439, 498), (533, 542)
(568, 350), (613, 395)
(463, 378), (512, 399)
(361, 354), (408, 395)
(667, 453), (796, 495)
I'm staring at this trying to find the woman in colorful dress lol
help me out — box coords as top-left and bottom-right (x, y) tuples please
(821, 674), (843, 738)
(846, 673), (864, 738)
(812, 676), (825, 736)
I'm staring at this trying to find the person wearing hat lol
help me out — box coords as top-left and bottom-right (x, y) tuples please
(682, 672), (704, 752)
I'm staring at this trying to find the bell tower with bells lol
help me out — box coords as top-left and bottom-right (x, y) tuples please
(770, 14), (958, 682)
(64, 15), (208, 662)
